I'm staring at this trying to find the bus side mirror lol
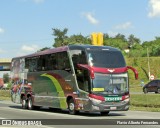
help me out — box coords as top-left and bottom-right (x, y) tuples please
(77, 64), (95, 79)
(127, 66), (138, 80)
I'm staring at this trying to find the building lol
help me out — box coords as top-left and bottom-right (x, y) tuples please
(0, 58), (11, 88)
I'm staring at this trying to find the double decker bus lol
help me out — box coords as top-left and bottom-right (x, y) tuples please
(11, 44), (138, 115)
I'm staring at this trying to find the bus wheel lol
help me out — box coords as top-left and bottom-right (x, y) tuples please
(28, 97), (34, 110)
(22, 96), (27, 109)
(101, 111), (109, 116)
(68, 99), (78, 115)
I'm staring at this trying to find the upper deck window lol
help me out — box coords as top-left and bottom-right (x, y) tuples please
(87, 49), (126, 68)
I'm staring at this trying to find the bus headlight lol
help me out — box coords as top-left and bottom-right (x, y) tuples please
(89, 97), (103, 104)
(122, 95), (130, 103)
(88, 94), (105, 105)
(123, 98), (130, 103)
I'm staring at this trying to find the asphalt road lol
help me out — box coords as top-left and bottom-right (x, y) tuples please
(0, 100), (160, 128)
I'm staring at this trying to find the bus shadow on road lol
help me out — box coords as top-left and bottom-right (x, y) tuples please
(8, 105), (126, 117)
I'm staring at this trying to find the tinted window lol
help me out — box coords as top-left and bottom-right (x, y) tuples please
(26, 51), (71, 72)
(70, 50), (87, 67)
(87, 50), (126, 68)
(25, 57), (38, 72)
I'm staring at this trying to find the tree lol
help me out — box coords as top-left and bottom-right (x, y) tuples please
(52, 28), (68, 47)
(142, 37), (160, 56)
(103, 33), (128, 50)
(3, 73), (9, 83)
(115, 33), (127, 42)
(103, 33), (110, 39)
(37, 47), (50, 52)
(64, 34), (91, 45)
(128, 34), (141, 48)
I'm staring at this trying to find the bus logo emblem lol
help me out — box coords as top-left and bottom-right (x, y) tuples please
(108, 69), (115, 73)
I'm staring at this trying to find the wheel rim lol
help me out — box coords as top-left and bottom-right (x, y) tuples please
(22, 100), (26, 106)
(69, 103), (74, 111)
(22, 100), (26, 107)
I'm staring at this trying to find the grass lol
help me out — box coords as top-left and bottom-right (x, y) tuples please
(0, 97), (11, 101)
(130, 86), (143, 92)
(130, 94), (160, 112)
(129, 106), (160, 112)
(0, 90), (11, 101)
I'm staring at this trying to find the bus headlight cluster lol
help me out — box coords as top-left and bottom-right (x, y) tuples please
(123, 98), (130, 103)
(89, 97), (103, 105)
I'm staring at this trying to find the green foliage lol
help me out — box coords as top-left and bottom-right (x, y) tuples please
(7, 82), (12, 89)
(0, 90), (10, 97)
(52, 28), (68, 47)
(128, 34), (141, 47)
(126, 57), (160, 88)
(3, 73), (9, 83)
(51, 28), (160, 57)
(64, 34), (91, 45)
(37, 47), (50, 52)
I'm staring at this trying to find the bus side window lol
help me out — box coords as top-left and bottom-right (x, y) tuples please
(36, 55), (50, 71)
(25, 59), (29, 70)
(56, 52), (71, 72)
(27, 58), (38, 72)
(48, 53), (58, 70)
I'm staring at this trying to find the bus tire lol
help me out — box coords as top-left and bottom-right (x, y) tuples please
(22, 96), (27, 109)
(68, 99), (78, 115)
(101, 111), (109, 116)
(27, 97), (34, 110)
(49, 107), (61, 112)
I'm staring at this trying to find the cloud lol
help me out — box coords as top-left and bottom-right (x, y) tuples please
(0, 27), (5, 34)
(148, 0), (160, 18)
(15, 44), (40, 57)
(114, 22), (133, 30)
(82, 12), (99, 25)
(21, 44), (40, 52)
(107, 31), (118, 37)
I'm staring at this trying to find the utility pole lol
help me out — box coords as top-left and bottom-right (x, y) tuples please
(147, 48), (150, 80)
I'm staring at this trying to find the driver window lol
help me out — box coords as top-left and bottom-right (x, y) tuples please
(70, 50), (87, 69)
(76, 69), (90, 92)
(70, 49), (89, 91)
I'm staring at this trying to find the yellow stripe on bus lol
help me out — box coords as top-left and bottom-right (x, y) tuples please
(41, 73), (67, 109)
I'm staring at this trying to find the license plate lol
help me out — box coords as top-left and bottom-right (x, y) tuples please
(110, 107), (117, 110)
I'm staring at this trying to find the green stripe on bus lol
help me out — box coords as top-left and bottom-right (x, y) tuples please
(41, 73), (67, 109)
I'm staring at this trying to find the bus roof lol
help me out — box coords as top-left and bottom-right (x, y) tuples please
(12, 46), (69, 60)
(12, 44), (120, 60)
(68, 44), (120, 51)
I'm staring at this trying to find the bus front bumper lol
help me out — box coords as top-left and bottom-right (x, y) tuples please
(90, 101), (129, 112)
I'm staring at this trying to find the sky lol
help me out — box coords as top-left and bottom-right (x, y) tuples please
(0, 0), (160, 58)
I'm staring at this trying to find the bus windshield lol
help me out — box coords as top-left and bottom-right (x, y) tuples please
(87, 50), (126, 68)
(92, 73), (128, 94)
